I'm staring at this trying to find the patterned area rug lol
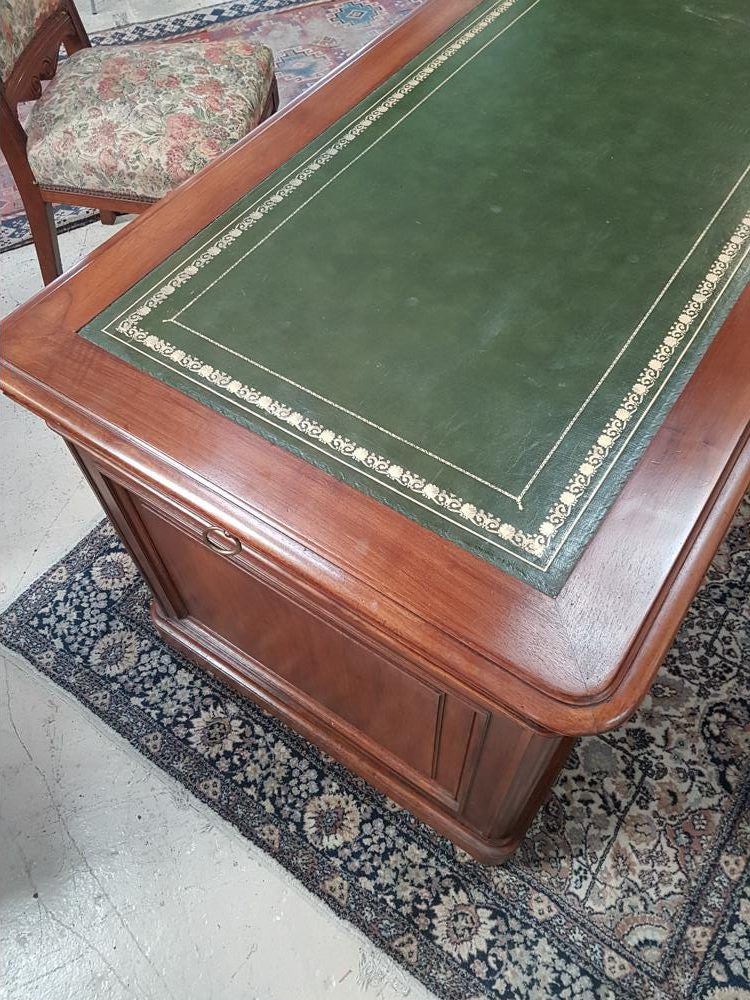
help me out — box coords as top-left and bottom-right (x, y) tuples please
(0, 500), (748, 1000)
(0, 0), (419, 252)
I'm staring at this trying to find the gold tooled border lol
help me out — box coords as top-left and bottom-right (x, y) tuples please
(99, 0), (750, 569)
(109, 217), (750, 570)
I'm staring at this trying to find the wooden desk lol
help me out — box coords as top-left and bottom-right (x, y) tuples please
(2, 0), (749, 862)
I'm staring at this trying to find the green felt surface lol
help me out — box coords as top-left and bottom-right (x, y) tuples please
(82, 0), (750, 594)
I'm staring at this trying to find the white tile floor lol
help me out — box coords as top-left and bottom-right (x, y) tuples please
(0, 211), (435, 1000)
(0, 4), (437, 998)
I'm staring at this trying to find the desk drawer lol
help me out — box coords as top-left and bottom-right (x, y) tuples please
(85, 464), (485, 806)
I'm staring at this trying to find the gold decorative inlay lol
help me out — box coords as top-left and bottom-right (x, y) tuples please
(110, 214), (750, 568)
(101, 0), (750, 571)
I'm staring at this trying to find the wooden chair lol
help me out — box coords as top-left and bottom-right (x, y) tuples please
(1, 0), (279, 284)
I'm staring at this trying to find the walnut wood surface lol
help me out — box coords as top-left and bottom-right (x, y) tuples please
(68, 442), (573, 862)
(1, 0), (748, 848)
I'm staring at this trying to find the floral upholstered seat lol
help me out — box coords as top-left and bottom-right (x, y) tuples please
(25, 38), (275, 200)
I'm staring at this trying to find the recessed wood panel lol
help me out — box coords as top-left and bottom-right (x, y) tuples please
(131, 493), (479, 794)
(63, 446), (587, 860)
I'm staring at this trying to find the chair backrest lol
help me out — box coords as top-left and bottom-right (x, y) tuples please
(0, 0), (66, 85)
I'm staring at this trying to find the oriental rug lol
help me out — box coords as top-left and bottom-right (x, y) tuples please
(0, 498), (748, 1000)
(0, 0), (419, 252)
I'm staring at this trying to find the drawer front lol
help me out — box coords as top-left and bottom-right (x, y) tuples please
(112, 483), (484, 803)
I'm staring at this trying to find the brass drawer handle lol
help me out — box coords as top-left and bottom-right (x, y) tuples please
(202, 526), (241, 556)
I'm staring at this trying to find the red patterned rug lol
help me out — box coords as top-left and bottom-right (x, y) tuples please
(1, 0), (420, 251)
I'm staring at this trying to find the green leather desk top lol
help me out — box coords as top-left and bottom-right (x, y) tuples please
(82, 0), (750, 595)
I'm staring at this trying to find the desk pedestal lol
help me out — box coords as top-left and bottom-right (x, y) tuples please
(71, 441), (573, 864)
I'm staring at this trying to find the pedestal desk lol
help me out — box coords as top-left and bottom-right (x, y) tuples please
(2, 0), (749, 861)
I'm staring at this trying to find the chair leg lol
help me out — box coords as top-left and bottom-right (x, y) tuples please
(25, 196), (62, 285)
(265, 76), (280, 119)
(100, 210), (117, 225)
(2, 96), (63, 284)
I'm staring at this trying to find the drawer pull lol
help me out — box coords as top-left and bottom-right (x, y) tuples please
(202, 527), (241, 555)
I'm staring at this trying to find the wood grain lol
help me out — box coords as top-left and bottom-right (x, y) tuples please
(1, 0), (748, 859)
